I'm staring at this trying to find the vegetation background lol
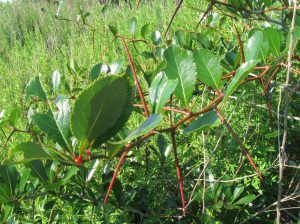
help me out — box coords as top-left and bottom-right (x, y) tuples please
(0, 0), (299, 223)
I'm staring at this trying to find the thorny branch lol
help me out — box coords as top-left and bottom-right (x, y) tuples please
(276, 0), (298, 223)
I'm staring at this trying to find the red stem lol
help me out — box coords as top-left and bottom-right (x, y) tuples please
(103, 151), (128, 205)
(215, 109), (263, 180)
(136, 0), (141, 11)
(103, 131), (155, 205)
(234, 25), (245, 64)
(121, 37), (150, 117)
(171, 131), (186, 216)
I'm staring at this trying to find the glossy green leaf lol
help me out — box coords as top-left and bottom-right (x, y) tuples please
(26, 160), (48, 184)
(129, 17), (138, 35)
(231, 185), (244, 202)
(244, 31), (263, 61)
(18, 168), (30, 193)
(0, 165), (18, 203)
(55, 95), (71, 139)
(157, 134), (167, 160)
(52, 70), (60, 93)
(8, 108), (20, 127)
(25, 76), (47, 100)
(149, 72), (177, 113)
(151, 31), (161, 45)
(183, 111), (221, 134)
(223, 60), (259, 103)
(264, 27), (281, 56)
(141, 23), (149, 38)
(141, 51), (154, 59)
(193, 49), (222, 90)
(175, 30), (192, 49)
(108, 25), (118, 36)
(32, 95), (71, 151)
(164, 46), (196, 107)
(71, 76), (133, 149)
(90, 63), (102, 81)
(9, 142), (52, 164)
(234, 194), (256, 205)
(119, 114), (161, 143)
(45, 167), (79, 190)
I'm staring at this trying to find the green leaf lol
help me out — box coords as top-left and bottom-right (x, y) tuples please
(141, 23), (149, 38)
(118, 114), (162, 143)
(26, 160), (48, 184)
(193, 49), (222, 90)
(0, 165), (18, 203)
(164, 46), (196, 107)
(183, 111), (221, 134)
(264, 27), (281, 56)
(175, 30), (192, 49)
(45, 167), (79, 190)
(71, 76), (133, 150)
(234, 194), (256, 205)
(9, 142), (52, 164)
(231, 185), (244, 202)
(25, 76), (47, 100)
(223, 60), (259, 103)
(52, 70), (60, 93)
(141, 51), (154, 59)
(108, 25), (118, 36)
(149, 72), (177, 113)
(244, 31), (263, 61)
(151, 31), (161, 45)
(32, 95), (71, 151)
(8, 108), (21, 127)
(129, 17), (138, 35)
(157, 134), (167, 161)
(90, 63), (102, 81)
(18, 168), (30, 193)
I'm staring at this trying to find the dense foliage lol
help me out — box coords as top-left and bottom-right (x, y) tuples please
(0, 0), (299, 223)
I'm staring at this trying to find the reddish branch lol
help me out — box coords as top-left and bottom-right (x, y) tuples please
(164, 0), (184, 38)
(103, 151), (127, 205)
(136, 0), (141, 11)
(103, 131), (155, 205)
(170, 131), (186, 216)
(133, 104), (189, 115)
(215, 109), (263, 180)
(121, 37), (150, 117)
(234, 25), (245, 64)
(263, 66), (280, 96)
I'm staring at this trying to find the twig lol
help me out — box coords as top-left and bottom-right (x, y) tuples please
(234, 25), (245, 63)
(195, 0), (215, 29)
(276, 1), (298, 223)
(121, 37), (150, 117)
(103, 131), (155, 205)
(164, 0), (184, 38)
(240, 191), (300, 224)
(103, 151), (128, 205)
(215, 109), (263, 180)
(170, 130), (186, 216)
(201, 132), (206, 215)
(136, 0), (141, 11)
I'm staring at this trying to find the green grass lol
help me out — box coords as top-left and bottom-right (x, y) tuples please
(0, 0), (203, 111)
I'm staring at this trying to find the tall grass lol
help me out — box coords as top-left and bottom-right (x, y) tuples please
(0, 0), (202, 111)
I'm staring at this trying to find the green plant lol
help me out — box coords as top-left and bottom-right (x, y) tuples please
(0, 0), (299, 223)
